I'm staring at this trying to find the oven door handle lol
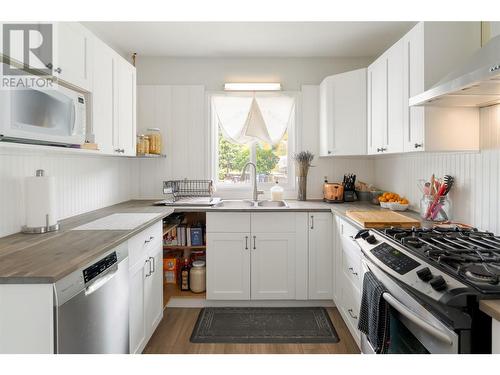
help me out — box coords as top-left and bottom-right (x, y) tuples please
(382, 293), (454, 345)
(361, 259), (454, 346)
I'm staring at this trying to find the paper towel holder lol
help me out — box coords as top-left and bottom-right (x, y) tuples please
(22, 169), (60, 234)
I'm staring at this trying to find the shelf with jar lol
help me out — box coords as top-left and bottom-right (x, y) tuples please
(136, 127), (164, 158)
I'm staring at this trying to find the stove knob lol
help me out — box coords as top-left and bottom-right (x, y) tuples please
(365, 235), (377, 244)
(429, 275), (447, 291)
(416, 267), (433, 282)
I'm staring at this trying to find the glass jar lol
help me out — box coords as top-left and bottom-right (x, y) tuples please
(147, 128), (162, 155)
(189, 260), (206, 293)
(420, 195), (452, 222)
(136, 135), (150, 155)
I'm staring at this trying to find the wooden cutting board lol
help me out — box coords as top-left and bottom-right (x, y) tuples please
(346, 210), (421, 229)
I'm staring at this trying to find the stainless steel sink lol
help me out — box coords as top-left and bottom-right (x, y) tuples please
(215, 200), (255, 208)
(256, 200), (289, 208)
(214, 200), (289, 208)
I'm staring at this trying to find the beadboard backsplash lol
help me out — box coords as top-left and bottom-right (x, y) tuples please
(0, 148), (137, 237)
(374, 105), (500, 233)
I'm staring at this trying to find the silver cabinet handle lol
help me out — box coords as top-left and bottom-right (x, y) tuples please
(149, 256), (155, 274)
(245, 236), (248, 250)
(54, 67), (62, 74)
(327, 150), (332, 155)
(310, 215), (314, 230)
(348, 308), (358, 320)
(377, 147), (387, 152)
(253, 235), (256, 250)
(348, 267), (358, 276)
(414, 143), (423, 148)
(145, 259), (151, 277)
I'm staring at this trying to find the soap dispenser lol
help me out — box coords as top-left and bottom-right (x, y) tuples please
(270, 180), (284, 201)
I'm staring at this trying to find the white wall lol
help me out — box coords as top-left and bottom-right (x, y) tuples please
(135, 83), (375, 200)
(136, 56), (373, 91)
(0, 148), (137, 237)
(374, 105), (500, 233)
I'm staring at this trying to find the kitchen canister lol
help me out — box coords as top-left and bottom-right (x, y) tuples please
(189, 260), (206, 293)
(23, 169), (59, 233)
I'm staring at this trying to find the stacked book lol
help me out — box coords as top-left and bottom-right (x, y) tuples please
(173, 224), (204, 246)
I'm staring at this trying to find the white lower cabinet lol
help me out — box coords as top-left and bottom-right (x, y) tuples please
(206, 211), (332, 301)
(334, 216), (363, 346)
(308, 212), (333, 299)
(206, 233), (251, 300)
(128, 221), (163, 354)
(251, 232), (296, 300)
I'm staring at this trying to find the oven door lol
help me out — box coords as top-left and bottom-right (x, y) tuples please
(360, 256), (459, 354)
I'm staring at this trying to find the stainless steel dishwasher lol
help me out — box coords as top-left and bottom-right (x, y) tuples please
(54, 242), (129, 354)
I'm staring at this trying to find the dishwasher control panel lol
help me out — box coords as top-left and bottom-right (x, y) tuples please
(83, 251), (117, 284)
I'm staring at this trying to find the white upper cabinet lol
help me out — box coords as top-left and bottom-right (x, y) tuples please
(91, 37), (114, 154)
(91, 36), (136, 156)
(401, 22), (481, 152)
(54, 23), (92, 91)
(319, 68), (367, 156)
(115, 56), (137, 156)
(367, 42), (404, 155)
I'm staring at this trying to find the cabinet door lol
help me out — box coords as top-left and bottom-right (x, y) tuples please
(367, 58), (387, 154)
(206, 233), (250, 300)
(386, 42), (404, 153)
(92, 38), (115, 154)
(332, 69), (367, 156)
(145, 244), (163, 338)
(55, 22), (91, 90)
(129, 259), (148, 354)
(403, 24), (425, 152)
(115, 57), (137, 156)
(319, 76), (334, 156)
(308, 213), (333, 300)
(251, 232), (296, 300)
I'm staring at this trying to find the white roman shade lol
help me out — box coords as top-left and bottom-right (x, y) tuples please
(212, 93), (295, 146)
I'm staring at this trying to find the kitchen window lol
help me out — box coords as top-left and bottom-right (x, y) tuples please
(210, 92), (296, 190)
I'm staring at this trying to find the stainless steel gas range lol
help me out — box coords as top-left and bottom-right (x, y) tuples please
(355, 226), (500, 354)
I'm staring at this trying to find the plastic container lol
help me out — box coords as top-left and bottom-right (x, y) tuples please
(270, 181), (284, 201)
(356, 190), (371, 202)
(189, 260), (206, 293)
(147, 128), (162, 155)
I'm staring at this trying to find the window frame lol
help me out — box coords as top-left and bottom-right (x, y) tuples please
(207, 90), (299, 194)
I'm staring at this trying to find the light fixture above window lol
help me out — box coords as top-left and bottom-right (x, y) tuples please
(224, 83), (282, 91)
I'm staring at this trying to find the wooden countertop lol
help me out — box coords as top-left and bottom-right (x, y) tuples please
(480, 300), (500, 321)
(0, 199), (421, 284)
(0, 201), (174, 283)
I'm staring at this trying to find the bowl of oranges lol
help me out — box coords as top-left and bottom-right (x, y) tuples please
(378, 192), (410, 211)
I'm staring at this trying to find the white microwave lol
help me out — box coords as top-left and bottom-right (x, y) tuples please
(0, 84), (87, 146)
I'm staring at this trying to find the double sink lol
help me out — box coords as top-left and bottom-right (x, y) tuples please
(215, 200), (289, 208)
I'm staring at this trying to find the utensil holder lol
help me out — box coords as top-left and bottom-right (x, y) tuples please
(420, 195), (452, 222)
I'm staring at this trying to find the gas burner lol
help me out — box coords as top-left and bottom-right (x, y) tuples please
(462, 264), (500, 285)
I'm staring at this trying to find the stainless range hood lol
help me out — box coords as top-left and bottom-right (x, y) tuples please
(410, 34), (500, 108)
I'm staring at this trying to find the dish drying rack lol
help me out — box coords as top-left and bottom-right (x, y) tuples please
(162, 179), (216, 204)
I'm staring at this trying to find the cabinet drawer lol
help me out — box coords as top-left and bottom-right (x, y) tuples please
(340, 280), (361, 342)
(338, 217), (359, 239)
(128, 221), (162, 267)
(251, 213), (296, 233)
(342, 248), (361, 292)
(206, 212), (250, 233)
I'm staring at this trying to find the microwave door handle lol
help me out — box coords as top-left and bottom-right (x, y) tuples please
(382, 293), (454, 345)
(70, 101), (76, 135)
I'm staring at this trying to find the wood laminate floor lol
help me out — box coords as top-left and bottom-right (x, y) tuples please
(143, 307), (360, 354)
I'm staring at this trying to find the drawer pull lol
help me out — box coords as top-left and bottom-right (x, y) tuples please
(348, 267), (358, 276)
(348, 309), (358, 320)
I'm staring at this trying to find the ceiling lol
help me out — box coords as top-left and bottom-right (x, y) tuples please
(83, 22), (416, 58)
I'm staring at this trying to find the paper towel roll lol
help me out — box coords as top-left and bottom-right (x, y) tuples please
(24, 172), (58, 229)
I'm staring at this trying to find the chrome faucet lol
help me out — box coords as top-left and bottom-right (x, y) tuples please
(240, 162), (264, 202)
